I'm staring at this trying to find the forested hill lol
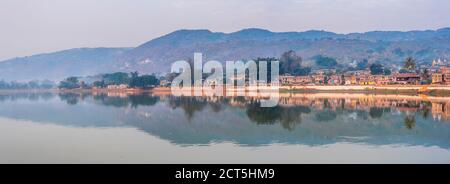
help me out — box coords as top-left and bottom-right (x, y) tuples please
(2, 28), (450, 81)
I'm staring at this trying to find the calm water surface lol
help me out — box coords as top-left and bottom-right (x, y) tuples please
(1, 92), (450, 163)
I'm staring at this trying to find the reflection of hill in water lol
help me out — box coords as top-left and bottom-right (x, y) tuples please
(0, 92), (450, 148)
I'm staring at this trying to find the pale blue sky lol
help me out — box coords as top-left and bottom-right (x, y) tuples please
(1, 0), (450, 60)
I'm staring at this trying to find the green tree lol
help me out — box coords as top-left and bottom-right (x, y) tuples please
(93, 80), (106, 88)
(403, 57), (416, 71)
(103, 72), (130, 85)
(384, 68), (392, 75)
(279, 50), (302, 75)
(139, 75), (159, 88)
(58, 77), (80, 89)
(356, 59), (368, 70)
(129, 71), (140, 87)
(421, 69), (431, 84)
(369, 63), (384, 75)
(129, 72), (159, 88)
(293, 67), (311, 76)
(314, 55), (337, 68)
(404, 115), (416, 130)
(66, 77), (79, 84)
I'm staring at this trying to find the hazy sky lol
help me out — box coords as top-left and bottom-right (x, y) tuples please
(1, 0), (450, 60)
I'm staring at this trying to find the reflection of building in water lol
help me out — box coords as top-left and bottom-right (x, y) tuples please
(107, 92), (128, 98)
(432, 102), (450, 121)
(278, 97), (404, 110)
(277, 96), (449, 120)
(229, 97), (248, 107)
(395, 100), (421, 113)
(92, 91), (450, 122)
(313, 99), (324, 110)
(343, 99), (358, 109)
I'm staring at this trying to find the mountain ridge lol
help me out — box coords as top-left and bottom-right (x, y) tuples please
(1, 27), (450, 81)
(0, 47), (131, 81)
(118, 27), (450, 74)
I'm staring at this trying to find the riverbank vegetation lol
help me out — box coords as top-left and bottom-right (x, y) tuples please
(58, 72), (159, 90)
(0, 80), (56, 89)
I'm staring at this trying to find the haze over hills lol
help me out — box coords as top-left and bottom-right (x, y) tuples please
(121, 28), (450, 74)
(1, 28), (450, 81)
(0, 48), (130, 81)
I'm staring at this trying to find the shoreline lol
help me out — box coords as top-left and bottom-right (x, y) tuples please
(3, 87), (450, 103)
(2, 85), (450, 96)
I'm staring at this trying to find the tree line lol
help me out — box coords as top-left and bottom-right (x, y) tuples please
(58, 72), (159, 89)
(0, 80), (56, 89)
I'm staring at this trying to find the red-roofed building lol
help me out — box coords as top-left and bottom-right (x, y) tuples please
(393, 73), (420, 85)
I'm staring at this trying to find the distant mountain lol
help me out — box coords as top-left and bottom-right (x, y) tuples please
(0, 48), (130, 81)
(118, 28), (450, 74)
(2, 28), (450, 81)
(347, 28), (450, 41)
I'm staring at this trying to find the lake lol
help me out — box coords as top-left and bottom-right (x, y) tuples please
(1, 91), (450, 163)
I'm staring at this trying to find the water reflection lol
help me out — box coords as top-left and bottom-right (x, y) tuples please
(0, 92), (55, 102)
(246, 101), (310, 131)
(0, 92), (450, 148)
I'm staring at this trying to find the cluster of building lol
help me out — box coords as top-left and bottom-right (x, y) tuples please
(280, 66), (450, 86)
(91, 84), (130, 90)
(431, 67), (450, 85)
(106, 84), (129, 90)
(280, 70), (418, 86)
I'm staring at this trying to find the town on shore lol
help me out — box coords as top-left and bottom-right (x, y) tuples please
(57, 56), (450, 93)
(278, 59), (450, 87)
(2, 51), (450, 93)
